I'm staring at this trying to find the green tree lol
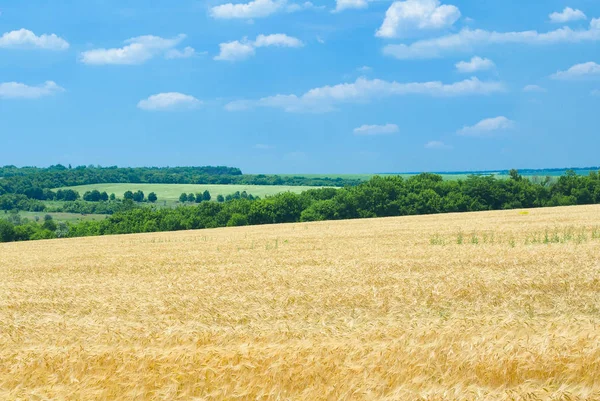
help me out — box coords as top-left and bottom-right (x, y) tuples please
(194, 193), (203, 203)
(509, 169), (522, 181)
(109, 193), (116, 201)
(179, 193), (188, 203)
(55, 222), (69, 238)
(0, 219), (15, 242)
(147, 192), (158, 203)
(227, 213), (248, 227)
(132, 190), (145, 202)
(203, 190), (212, 201)
(124, 191), (134, 200)
(187, 193), (196, 203)
(42, 215), (57, 231)
(216, 194), (225, 203)
(83, 190), (102, 202)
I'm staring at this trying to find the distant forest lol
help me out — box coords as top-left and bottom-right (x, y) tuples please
(0, 165), (363, 190)
(2, 166), (600, 243)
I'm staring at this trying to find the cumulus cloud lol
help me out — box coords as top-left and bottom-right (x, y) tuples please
(210, 0), (319, 19)
(287, 2), (323, 12)
(376, 0), (461, 38)
(80, 35), (189, 65)
(214, 40), (256, 61)
(523, 84), (547, 93)
(455, 56), (495, 73)
(215, 34), (303, 61)
(353, 123), (399, 135)
(383, 18), (600, 59)
(425, 140), (452, 149)
(0, 29), (69, 50)
(551, 61), (600, 79)
(165, 46), (196, 59)
(254, 33), (304, 47)
(137, 92), (202, 111)
(458, 116), (515, 137)
(0, 81), (65, 99)
(549, 7), (587, 23)
(211, 0), (283, 18)
(226, 77), (505, 113)
(334, 0), (368, 13)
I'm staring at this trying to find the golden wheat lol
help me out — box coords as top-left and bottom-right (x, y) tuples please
(1, 205), (600, 400)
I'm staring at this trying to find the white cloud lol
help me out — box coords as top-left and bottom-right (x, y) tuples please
(226, 77), (505, 113)
(137, 92), (202, 111)
(551, 61), (600, 79)
(353, 123), (399, 135)
(376, 0), (461, 39)
(215, 34), (303, 61)
(287, 2), (323, 12)
(0, 81), (65, 99)
(0, 29), (69, 50)
(254, 34), (303, 47)
(334, 0), (368, 13)
(254, 144), (275, 149)
(80, 35), (188, 65)
(210, 0), (283, 18)
(592, 89), (600, 96)
(210, 0), (317, 19)
(383, 18), (600, 59)
(214, 40), (256, 61)
(425, 140), (451, 149)
(549, 7), (587, 24)
(455, 56), (495, 73)
(357, 65), (372, 72)
(523, 84), (547, 93)
(457, 116), (515, 137)
(165, 46), (196, 59)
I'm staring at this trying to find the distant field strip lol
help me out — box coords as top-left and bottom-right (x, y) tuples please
(58, 183), (326, 201)
(1, 211), (108, 222)
(1, 205), (600, 400)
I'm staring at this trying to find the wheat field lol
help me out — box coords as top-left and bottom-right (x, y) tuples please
(1, 205), (600, 400)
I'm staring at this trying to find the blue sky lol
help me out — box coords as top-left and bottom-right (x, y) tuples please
(0, 0), (599, 173)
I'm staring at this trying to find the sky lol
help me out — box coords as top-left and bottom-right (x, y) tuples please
(0, 0), (599, 174)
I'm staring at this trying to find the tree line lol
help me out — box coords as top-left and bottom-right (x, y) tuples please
(3, 170), (600, 243)
(0, 165), (362, 197)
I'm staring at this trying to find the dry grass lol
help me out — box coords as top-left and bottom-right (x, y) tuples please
(1, 205), (600, 400)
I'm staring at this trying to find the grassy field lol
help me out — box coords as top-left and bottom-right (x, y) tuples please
(1, 210), (108, 223)
(58, 183), (326, 203)
(2, 205), (600, 399)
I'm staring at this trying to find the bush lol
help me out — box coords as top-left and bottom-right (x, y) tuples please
(0, 219), (15, 242)
(227, 213), (248, 227)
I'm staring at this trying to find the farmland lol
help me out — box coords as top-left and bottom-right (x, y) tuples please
(1, 205), (599, 400)
(57, 183), (327, 204)
(1, 210), (108, 223)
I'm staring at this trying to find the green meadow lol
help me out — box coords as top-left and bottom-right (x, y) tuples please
(1, 211), (108, 223)
(58, 183), (327, 203)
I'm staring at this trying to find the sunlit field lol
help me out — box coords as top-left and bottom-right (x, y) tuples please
(1, 205), (600, 400)
(58, 183), (326, 204)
